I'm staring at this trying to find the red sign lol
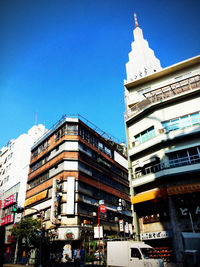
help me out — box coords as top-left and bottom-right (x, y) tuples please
(1, 214), (12, 226)
(100, 205), (106, 213)
(4, 194), (17, 208)
(7, 235), (16, 243)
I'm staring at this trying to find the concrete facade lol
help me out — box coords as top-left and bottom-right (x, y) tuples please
(124, 14), (200, 266)
(24, 115), (132, 262)
(0, 124), (46, 261)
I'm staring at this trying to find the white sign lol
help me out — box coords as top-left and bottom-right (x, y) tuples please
(94, 226), (103, 238)
(140, 230), (172, 240)
(128, 224), (133, 235)
(125, 222), (129, 234)
(66, 177), (75, 215)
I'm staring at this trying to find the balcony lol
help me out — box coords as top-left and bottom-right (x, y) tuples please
(132, 154), (200, 187)
(125, 74), (200, 120)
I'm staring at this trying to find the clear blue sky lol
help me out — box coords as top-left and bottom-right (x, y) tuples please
(0, 0), (199, 148)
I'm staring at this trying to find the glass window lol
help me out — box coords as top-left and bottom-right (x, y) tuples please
(181, 116), (191, 128)
(131, 248), (141, 259)
(141, 248), (161, 259)
(190, 112), (200, 125)
(135, 127), (155, 145)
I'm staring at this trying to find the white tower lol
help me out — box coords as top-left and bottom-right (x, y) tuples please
(126, 13), (162, 82)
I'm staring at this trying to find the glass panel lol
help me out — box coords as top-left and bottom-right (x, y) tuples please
(169, 119), (180, 130)
(190, 112), (200, 125)
(180, 116), (191, 128)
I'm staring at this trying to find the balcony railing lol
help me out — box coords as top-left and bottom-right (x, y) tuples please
(169, 154), (200, 168)
(133, 154), (200, 179)
(125, 75), (200, 120)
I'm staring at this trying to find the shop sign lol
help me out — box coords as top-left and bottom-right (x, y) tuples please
(65, 229), (74, 240)
(94, 226), (103, 238)
(119, 219), (124, 232)
(25, 190), (47, 206)
(140, 230), (172, 240)
(125, 222), (129, 233)
(4, 193), (17, 208)
(129, 223), (133, 235)
(100, 205), (106, 213)
(179, 206), (200, 216)
(99, 200), (104, 205)
(1, 214), (13, 226)
(142, 213), (168, 224)
(83, 220), (92, 225)
(7, 235), (16, 243)
(58, 228), (79, 240)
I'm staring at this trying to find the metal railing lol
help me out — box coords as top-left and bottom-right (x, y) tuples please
(133, 153), (200, 179)
(169, 154), (200, 168)
(125, 74), (200, 120)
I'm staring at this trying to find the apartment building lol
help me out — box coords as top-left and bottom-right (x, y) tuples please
(0, 124), (46, 262)
(24, 115), (132, 260)
(124, 14), (200, 264)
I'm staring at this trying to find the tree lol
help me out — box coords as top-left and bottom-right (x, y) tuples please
(10, 217), (41, 249)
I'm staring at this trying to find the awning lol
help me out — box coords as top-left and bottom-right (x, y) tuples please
(131, 188), (167, 204)
(167, 182), (200, 195)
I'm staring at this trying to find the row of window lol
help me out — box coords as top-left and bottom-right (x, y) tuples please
(168, 146), (200, 167)
(79, 126), (112, 158)
(30, 154), (49, 172)
(32, 139), (50, 159)
(162, 111), (200, 132)
(135, 127), (155, 145)
(79, 162), (129, 194)
(55, 124), (78, 142)
(134, 111), (200, 145)
(78, 181), (125, 207)
(80, 143), (128, 180)
(29, 172), (49, 189)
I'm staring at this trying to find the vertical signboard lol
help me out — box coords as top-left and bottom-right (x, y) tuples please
(50, 179), (59, 224)
(119, 219), (124, 232)
(66, 177), (75, 215)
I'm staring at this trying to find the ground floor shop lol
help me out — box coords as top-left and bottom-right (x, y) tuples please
(132, 186), (200, 265)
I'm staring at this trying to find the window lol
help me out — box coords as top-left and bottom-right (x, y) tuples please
(135, 126), (155, 145)
(131, 248), (141, 259)
(29, 172), (49, 189)
(162, 112), (200, 132)
(168, 146), (200, 167)
(67, 124), (77, 135)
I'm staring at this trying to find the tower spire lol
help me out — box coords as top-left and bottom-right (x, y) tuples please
(134, 13), (139, 28)
(125, 13), (162, 82)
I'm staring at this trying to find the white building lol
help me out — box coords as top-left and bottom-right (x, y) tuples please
(0, 124), (46, 250)
(124, 14), (200, 265)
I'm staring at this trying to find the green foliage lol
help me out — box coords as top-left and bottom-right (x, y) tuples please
(10, 217), (41, 247)
(85, 253), (95, 262)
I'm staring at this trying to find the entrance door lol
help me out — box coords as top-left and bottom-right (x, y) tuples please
(129, 247), (144, 267)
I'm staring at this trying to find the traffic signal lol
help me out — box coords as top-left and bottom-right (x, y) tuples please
(13, 205), (24, 213)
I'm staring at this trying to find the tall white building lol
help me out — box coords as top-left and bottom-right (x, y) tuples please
(124, 14), (200, 265)
(0, 124), (46, 256)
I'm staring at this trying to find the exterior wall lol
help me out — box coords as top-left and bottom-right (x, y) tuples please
(124, 56), (200, 264)
(24, 117), (132, 253)
(0, 124), (46, 247)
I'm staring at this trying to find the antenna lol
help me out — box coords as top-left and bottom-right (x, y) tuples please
(134, 13), (139, 28)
